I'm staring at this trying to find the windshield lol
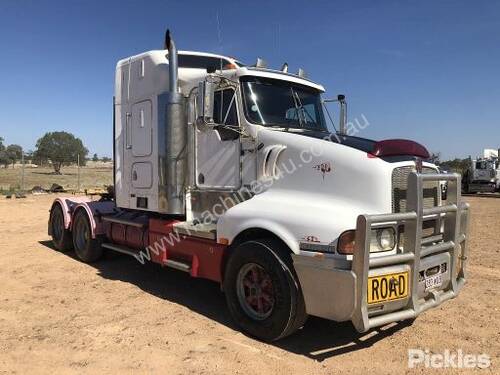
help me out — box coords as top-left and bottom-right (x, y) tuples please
(241, 76), (327, 131)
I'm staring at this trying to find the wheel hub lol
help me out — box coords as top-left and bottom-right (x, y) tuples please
(236, 263), (275, 320)
(75, 219), (89, 250)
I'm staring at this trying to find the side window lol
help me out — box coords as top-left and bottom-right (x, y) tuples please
(214, 89), (238, 126)
(178, 55), (230, 70)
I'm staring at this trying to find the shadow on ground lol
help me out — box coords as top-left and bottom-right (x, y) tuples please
(39, 240), (413, 362)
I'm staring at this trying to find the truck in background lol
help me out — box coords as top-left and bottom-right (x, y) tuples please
(462, 149), (500, 193)
(48, 30), (470, 341)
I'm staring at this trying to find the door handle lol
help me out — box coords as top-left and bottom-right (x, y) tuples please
(125, 112), (132, 149)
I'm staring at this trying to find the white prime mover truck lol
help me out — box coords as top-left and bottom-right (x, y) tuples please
(48, 31), (470, 341)
(462, 149), (500, 193)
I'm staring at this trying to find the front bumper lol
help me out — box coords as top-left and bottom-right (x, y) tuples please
(467, 182), (496, 193)
(293, 172), (470, 332)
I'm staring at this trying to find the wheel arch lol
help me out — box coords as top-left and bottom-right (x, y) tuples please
(49, 196), (97, 233)
(71, 199), (116, 238)
(71, 204), (95, 236)
(221, 227), (295, 285)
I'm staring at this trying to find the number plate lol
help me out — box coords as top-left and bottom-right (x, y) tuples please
(424, 274), (442, 291)
(367, 272), (409, 305)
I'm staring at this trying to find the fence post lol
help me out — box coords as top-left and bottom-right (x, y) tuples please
(77, 154), (81, 193)
(21, 152), (25, 192)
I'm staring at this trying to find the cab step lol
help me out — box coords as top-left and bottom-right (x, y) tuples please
(101, 242), (191, 273)
(101, 242), (140, 257)
(164, 259), (191, 272)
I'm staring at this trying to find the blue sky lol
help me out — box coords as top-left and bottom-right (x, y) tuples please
(0, 0), (499, 159)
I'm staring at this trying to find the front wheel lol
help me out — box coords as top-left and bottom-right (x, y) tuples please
(72, 209), (103, 263)
(224, 238), (307, 341)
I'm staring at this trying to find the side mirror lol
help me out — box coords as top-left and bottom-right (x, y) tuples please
(322, 94), (347, 135)
(197, 80), (215, 124)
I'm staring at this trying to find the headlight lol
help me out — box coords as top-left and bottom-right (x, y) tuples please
(370, 227), (396, 252)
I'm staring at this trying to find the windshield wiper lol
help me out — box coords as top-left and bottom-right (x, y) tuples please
(290, 88), (305, 128)
(292, 89), (316, 125)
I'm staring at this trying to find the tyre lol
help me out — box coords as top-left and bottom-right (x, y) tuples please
(49, 204), (73, 252)
(223, 238), (307, 341)
(72, 209), (103, 263)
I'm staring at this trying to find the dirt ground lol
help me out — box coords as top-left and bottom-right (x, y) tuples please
(0, 194), (498, 374)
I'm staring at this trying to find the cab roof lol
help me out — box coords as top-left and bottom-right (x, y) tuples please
(117, 50), (325, 93)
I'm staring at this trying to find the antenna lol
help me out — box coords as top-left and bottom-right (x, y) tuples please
(276, 23), (281, 59)
(216, 11), (223, 54)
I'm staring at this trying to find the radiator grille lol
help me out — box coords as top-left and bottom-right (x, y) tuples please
(392, 166), (439, 213)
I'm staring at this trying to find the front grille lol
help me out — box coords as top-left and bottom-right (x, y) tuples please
(392, 166), (439, 213)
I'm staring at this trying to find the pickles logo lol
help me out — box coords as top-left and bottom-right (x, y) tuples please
(408, 349), (490, 369)
(312, 162), (331, 180)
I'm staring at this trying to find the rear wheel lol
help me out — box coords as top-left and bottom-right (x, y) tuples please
(224, 238), (307, 341)
(49, 204), (73, 252)
(72, 209), (103, 263)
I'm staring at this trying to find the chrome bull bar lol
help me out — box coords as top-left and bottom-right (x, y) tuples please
(351, 172), (470, 332)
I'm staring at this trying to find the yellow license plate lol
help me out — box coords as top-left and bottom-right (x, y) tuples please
(367, 271), (409, 304)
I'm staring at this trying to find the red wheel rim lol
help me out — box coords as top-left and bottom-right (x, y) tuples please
(236, 263), (275, 320)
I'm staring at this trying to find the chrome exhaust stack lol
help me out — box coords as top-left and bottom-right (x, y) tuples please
(162, 29), (187, 215)
(165, 30), (179, 93)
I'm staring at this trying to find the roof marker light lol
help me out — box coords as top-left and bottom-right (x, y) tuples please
(255, 58), (267, 68)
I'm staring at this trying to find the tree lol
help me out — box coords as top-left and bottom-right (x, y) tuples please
(5, 144), (23, 167)
(34, 131), (88, 174)
(439, 158), (470, 174)
(92, 153), (99, 162)
(101, 156), (112, 163)
(0, 137), (7, 168)
(25, 149), (34, 162)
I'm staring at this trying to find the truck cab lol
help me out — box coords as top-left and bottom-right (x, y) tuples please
(49, 31), (470, 341)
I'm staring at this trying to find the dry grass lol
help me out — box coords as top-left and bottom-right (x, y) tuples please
(0, 165), (113, 193)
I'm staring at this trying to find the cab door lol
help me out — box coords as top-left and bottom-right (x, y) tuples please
(195, 88), (241, 190)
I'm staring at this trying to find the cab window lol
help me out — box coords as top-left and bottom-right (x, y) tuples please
(213, 89), (239, 141)
(214, 89), (238, 126)
(178, 55), (230, 70)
